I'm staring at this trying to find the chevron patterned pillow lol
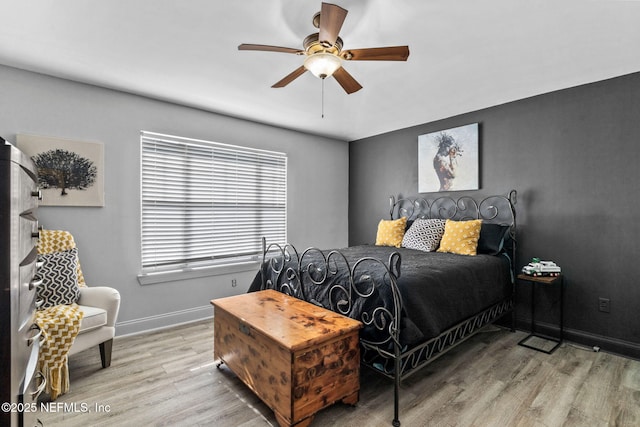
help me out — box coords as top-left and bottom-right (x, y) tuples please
(401, 218), (446, 252)
(36, 248), (81, 309)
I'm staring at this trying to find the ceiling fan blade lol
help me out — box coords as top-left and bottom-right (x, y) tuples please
(272, 66), (308, 88)
(332, 67), (362, 94)
(318, 3), (348, 47)
(238, 44), (304, 55)
(341, 46), (410, 61)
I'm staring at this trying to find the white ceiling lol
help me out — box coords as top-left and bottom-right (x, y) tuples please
(1, 1), (639, 141)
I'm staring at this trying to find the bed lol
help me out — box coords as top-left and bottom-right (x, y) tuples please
(248, 190), (517, 426)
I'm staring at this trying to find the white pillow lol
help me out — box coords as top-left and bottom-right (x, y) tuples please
(401, 218), (446, 252)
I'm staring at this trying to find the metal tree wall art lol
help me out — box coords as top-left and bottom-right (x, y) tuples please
(33, 149), (97, 196)
(17, 134), (105, 206)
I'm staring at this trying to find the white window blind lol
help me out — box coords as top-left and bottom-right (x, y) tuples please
(140, 132), (287, 273)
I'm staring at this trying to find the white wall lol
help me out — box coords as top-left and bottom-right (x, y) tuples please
(0, 65), (349, 335)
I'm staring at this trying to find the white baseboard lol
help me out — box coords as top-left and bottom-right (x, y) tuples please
(115, 305), (213, 337)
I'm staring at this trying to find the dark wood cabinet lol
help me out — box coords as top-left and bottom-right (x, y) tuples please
(1, 138), (44, 427)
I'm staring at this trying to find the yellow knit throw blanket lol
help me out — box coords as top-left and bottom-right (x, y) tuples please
(35, 304), (83, 400)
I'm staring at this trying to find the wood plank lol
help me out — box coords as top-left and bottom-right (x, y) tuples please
(572, 351), (635, 425)
(37, 320), (640, 427)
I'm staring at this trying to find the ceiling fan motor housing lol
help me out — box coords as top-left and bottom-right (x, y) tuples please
(303, 33), (343, 55)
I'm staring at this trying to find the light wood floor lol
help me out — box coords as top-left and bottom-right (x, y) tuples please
(38, 320), (640, 427)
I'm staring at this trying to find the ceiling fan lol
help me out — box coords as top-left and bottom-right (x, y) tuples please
(238, 2), (410, 94)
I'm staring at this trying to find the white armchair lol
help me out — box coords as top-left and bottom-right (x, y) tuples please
(70, 286), (120, 367)
(37, 229), (120, 368)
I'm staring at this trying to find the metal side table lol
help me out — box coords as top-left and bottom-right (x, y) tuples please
(517, 273), (564, 354)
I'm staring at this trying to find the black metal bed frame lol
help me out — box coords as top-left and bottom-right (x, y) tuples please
(259, 190), (517, 426)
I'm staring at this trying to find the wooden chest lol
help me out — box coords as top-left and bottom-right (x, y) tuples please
(211, 289), (362, 427)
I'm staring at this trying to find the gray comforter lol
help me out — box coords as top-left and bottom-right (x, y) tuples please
(248, 245), (511, 347)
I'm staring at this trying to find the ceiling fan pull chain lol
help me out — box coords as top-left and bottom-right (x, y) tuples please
(320, 79), (324, 119)
(321, 78), (325, 118)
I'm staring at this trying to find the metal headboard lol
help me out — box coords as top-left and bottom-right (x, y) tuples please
(390, 189), (518, 280)
(390, 189), (517, 226)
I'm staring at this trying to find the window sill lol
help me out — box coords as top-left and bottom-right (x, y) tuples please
(137, 260), (261, 285)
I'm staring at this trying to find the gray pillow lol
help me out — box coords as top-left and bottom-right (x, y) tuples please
(477, 223), (510, 255)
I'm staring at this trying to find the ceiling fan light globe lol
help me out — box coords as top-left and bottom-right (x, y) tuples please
(304, 53), (342, 79)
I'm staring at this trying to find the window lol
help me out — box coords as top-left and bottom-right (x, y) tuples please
(139, 131), (286, 281)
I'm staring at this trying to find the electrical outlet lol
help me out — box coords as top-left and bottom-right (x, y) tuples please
(598, 297), (610, 313)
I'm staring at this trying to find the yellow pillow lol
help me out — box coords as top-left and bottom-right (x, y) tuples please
(437, 219), (483, 255)
(375, 217), (407, 248)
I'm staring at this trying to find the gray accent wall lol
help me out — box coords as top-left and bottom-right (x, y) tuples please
(0, 65), (349, 335)
(350, 72), (640, 359)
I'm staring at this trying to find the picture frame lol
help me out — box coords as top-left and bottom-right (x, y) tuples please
(418, 123), (479, 193)
(17, 134), (105, 207)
